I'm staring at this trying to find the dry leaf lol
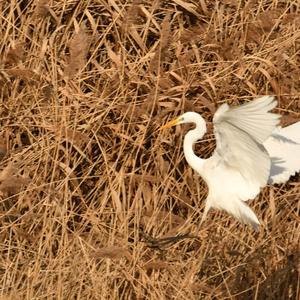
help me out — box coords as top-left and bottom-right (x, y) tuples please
(172, 0), (201, 18)
(5, 43), (25, 66)
(150, 14), (171, 74)
(65, 25), (90, 78)
(124, 0), (143, 26)
(160, 13), (172, 51)
(105, 42), (122, 68)
(6, 68), (40, 84)
(0, 163), (30, 196)
(34, 0), (50, 18)
(143, 260), (172, 271)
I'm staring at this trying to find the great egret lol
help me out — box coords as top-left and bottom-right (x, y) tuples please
(161, 96), (300, 230)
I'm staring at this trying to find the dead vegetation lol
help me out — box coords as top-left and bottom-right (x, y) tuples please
(0, 0), (299, 299)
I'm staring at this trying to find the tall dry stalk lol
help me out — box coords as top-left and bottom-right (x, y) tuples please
(0, 0), (299, 299)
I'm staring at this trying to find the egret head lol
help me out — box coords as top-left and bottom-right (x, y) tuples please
(160, 112), (206, 132)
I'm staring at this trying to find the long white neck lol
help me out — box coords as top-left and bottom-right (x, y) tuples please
(183, 116), (207, 175)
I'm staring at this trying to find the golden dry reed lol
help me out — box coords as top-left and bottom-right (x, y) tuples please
(0, 0), (299, 299)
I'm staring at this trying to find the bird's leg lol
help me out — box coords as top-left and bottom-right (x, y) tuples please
(140, 231), (196, 250)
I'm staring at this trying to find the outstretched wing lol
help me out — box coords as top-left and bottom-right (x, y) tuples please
(264, 121), (300, 184)
(212, 96), (280, 192)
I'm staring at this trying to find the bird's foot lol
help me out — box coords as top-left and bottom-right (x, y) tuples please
(140, 231), (197, 250)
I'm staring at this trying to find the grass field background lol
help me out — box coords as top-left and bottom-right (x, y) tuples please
(0, 0), (299, 299)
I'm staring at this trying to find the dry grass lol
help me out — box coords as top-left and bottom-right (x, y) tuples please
(0, 0), (299, 299)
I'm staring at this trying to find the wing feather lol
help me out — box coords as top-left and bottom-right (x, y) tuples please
(264, 121), (300, 184)
(213, 96), (279, 144)
(212, 96), (280, 189)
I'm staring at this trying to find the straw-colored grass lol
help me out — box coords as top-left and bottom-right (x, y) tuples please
(0, 0), (299, 299)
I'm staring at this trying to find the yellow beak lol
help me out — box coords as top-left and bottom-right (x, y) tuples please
(159, 118), (180, 130)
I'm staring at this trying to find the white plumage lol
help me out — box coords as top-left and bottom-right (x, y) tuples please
(161, 96), (300, 230)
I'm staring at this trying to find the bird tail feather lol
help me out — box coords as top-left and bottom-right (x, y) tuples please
(212, 197), (260, 231)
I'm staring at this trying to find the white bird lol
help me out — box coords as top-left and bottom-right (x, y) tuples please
(161, 96), (300, 230)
